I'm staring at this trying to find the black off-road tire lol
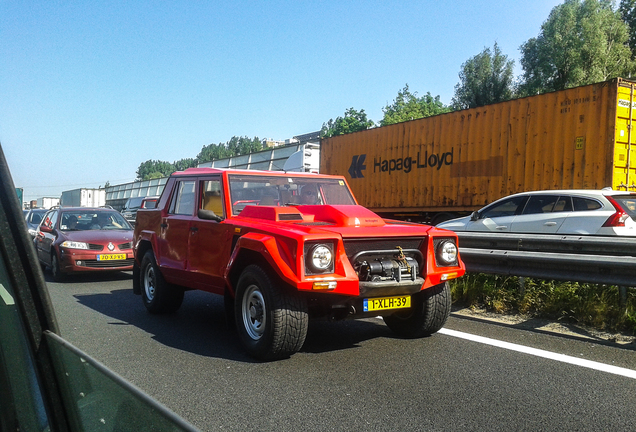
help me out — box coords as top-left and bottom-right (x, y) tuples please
(51, 252), (66, 282)
(383, 282), (451, 338)
(234, 264), (308, 361)
(140, 250), (184, 314)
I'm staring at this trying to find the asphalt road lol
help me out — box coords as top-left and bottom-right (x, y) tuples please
(45, 271), (636, 432)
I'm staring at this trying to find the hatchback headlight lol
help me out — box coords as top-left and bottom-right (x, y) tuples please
(436, 240), (458, 266)
(305, 243), (334, 274)
(61, 241), (89, 250)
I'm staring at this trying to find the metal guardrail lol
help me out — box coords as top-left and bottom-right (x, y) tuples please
(455, 232), (636, 287)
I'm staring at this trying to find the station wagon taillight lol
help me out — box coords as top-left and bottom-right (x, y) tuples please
(602, 197), (630, 227)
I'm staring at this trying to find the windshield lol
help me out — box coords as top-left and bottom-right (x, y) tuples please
(228, 174), (355, 215)
(60, 210), (132, 231)
(125, 197), (145, 209)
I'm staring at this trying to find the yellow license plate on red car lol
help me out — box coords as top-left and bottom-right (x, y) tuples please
(97, 254), (126, 261)
(363, 295), (411, 312)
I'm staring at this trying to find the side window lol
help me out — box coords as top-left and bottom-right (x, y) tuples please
(521, 195), (559, 215)
(199, 179), (223, 216)
(572, 197), (603, 211)
(169, 180), (196, 216)
(481, 196), (528, 218)
(553, 196), (573, 212)
(43, 210), (58, 229)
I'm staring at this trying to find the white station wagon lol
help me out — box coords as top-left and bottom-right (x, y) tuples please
(437, 189), (636, 236)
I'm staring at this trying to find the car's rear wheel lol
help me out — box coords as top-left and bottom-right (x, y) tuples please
(383, 282), (451, 338)
(140, 250), (184, 314)
(234, 265), (308, 361)
(51, 252), (65, 282)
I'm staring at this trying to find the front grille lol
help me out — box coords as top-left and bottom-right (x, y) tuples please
(88, 244), (104, 251)
(79, 259), (134, 268)
(343, 238), (424, 262)
(343, 237), (425, 280)
(118, 242), (132, 250)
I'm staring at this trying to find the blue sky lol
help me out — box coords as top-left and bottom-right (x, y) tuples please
(1, 0), (562, 202)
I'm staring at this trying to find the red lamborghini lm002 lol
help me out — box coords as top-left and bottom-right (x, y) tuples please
(132, 168), (465, 360)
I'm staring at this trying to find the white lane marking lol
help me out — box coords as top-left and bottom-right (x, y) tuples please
(439, 328), (636, 380)
(0, 283), (15, 306)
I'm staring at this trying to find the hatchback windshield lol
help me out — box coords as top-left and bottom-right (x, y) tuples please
(60, 210), (132, 231)
(228, 175), (355, 215)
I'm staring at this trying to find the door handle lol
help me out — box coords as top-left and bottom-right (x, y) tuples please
(160, 223), (168, 228)
(495, 226), (508, 230)
(190, 227), (198, 232)
(544, 222), (557, 226)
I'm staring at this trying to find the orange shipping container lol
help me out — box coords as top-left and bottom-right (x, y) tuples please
(320, 78), (636, 224)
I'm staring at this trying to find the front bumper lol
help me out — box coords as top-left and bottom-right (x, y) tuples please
(58, 249), (134, 273)
(358, 277), (425, 297)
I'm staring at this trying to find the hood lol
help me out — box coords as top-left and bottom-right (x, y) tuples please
(60, 229), (134, 243)
(436, 216), (470, 231)
(238, 205), (385, 227)
(236, 205), (434, 238)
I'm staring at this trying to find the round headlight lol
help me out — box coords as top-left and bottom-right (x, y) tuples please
(310, 245), (333, 271)
(437, 240), (457, 265)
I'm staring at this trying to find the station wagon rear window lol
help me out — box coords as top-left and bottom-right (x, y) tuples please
(612, 195), (636, 218)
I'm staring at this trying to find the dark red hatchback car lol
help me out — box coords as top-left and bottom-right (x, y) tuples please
(35, 207), (134, 281)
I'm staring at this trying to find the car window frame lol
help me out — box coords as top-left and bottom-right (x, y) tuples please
(572, 196), (603, 212)
(169, 180), (197, 216)
(0, 145), (199, 432)
(520, 194), (560, 215)
(480, 195), (529, 219)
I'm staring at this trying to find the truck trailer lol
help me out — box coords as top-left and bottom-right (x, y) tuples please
(36, 197), (60, 209)
(60, 188), (105, 208)
(320, 78), (636, 224)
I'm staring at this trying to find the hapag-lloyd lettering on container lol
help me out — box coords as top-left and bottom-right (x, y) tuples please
(373, 148), (454, 175)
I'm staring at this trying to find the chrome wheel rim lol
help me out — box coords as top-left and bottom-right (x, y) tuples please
(143, 265), (156, 301)
(242, 284), (265, 340)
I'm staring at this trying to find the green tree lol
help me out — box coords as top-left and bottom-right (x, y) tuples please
(320, 108), (375, 138)
(452, 42), (515, 109)
(380, 85), (449, 126)
(197, 136), (263, 163)
(197, 143), (231, 163)
(519, 0), (634, 96)
(173, 158), (198, 172)
(620, 0), (636, 56)
(145, 172), (165, 180)
(136, 160), (175, 181)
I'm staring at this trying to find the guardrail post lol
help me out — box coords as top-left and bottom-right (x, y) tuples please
(619, 286), (627, 306)
(518, 277), (526, 297)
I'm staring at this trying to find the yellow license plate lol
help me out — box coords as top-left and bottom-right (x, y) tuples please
(363, 295), (411, 312)
(97, 254), (126, 261)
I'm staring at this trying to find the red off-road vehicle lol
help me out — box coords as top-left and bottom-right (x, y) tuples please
(132, 168), (465, 360)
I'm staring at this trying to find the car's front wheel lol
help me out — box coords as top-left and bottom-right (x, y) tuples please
(140, 250), (184, 314)
(50, 252), (65, 282)
(234, 265), (308, 361)
(383, 282), (451, 338)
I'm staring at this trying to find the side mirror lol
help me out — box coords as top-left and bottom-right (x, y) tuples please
(197, 209), (223, 222)
(470, 211), (480, 221)
(40, 225), (54, 233)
